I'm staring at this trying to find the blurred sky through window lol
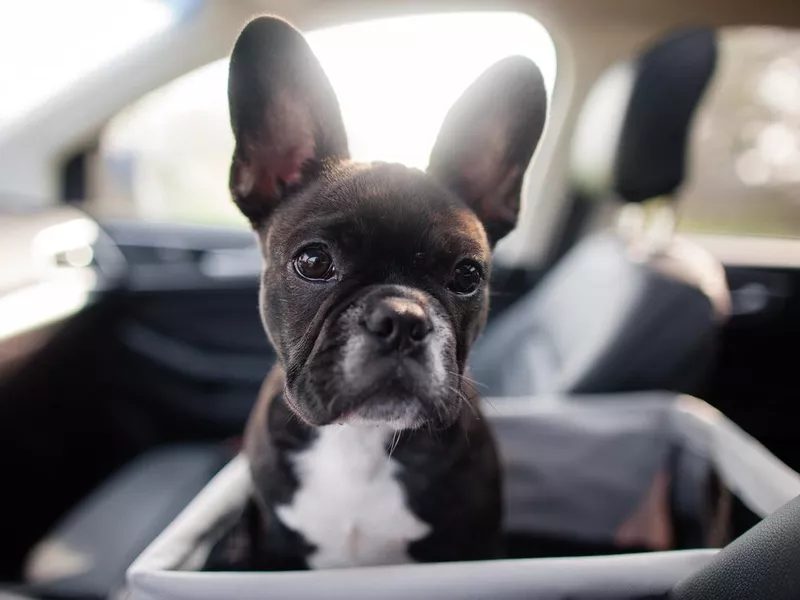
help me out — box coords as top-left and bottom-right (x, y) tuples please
(0, 0), (176, 130)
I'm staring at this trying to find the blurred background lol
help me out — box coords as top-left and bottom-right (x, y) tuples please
(0, 1), (799, 599)
(2, 1), (799, 237)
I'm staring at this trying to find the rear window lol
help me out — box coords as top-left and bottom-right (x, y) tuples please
(90, 12), (557, 226)
(679, 27), (800, 239)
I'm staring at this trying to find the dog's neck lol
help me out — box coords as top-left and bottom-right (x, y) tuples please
(285, 422), (397, 486)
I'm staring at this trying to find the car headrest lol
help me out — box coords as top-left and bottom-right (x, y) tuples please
(571, 28), (718, 204)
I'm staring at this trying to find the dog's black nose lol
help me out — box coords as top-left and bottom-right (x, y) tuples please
(364, 297), (432, 350)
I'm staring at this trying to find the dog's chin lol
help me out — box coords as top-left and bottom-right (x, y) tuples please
(289, 356), (462, 430)
(335, 396), (429, 431)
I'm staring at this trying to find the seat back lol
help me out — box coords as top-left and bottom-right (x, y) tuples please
(472, 28), (729, 396)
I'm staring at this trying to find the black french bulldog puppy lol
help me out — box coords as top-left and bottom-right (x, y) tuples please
(226, 16), (547, 570)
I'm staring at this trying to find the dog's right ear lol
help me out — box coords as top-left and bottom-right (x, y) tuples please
(228, 17), (349, 227)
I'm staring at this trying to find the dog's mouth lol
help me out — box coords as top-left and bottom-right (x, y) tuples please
(316, 348), (460, 431)
(333, 355), (445, 430)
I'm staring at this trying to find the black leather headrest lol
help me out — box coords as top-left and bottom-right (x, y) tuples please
(572, 28), (718, 204)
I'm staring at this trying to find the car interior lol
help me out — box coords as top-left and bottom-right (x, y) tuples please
(470, 27), (731, 398)
(0, 1), (799, 599)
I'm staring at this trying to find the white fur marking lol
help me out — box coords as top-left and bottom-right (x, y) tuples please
(276, 424), (430, 569)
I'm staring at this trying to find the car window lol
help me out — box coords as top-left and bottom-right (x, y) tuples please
(90, 12), (556, 227)
(0, 0), (183, 131)
(679, 27), (800, 239)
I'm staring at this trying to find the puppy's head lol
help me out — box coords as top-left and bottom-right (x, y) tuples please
(229, 17), (547, 429)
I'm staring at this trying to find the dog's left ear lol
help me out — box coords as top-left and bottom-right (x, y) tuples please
(427, 56), (548, 245)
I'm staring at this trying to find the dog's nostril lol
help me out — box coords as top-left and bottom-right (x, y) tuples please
(409, 320), (431, 342)
(368, 313), (395, 339)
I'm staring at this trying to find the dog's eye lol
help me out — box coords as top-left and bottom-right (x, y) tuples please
(448, 260), (483, 295)
(294, 246), (335, 281)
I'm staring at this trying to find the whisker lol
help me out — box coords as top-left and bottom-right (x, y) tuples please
(462, 396), (480, 418)
(449, 385), (480, 424)
(446, 383), (467, 402)
(447, 370), (488, 390)
(388, 430), (401, 459)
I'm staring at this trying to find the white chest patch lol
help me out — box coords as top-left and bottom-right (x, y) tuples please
(275, 424), (431, 569)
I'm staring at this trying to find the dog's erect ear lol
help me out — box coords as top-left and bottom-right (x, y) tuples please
(228, 17), (349, 226)
(427, 56), (547, 245)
